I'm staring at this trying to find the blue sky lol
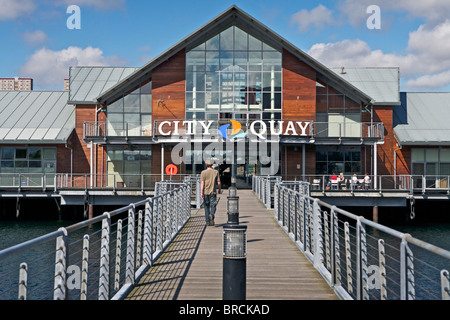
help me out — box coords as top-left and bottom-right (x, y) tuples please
(1, 0), (450, 91)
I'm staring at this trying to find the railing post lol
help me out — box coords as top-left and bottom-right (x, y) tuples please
(114, 219), (123, 291)
(356, 217), (368, 300)
(98, 213), (111, 300)
(143, 199), (153, 266)
(81, 235), (89, 300)
(378, 239), (387, 300)
(136, 210), (143, 268)
(441, 270), (450, 300)
(344, 222), (353, 296)
(312, 199), (322, 268)
(126, 205), (136, 285)
(400, 236), (415, 300)
(54, 227), (68, 300)
(332, 209), (341, 287)
(18, 263), (28, 300)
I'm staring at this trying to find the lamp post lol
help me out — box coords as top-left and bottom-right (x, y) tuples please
(227, 194), (239, 224)
(222, 224), (247, 300)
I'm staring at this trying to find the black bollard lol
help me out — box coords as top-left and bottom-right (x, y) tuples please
(222, 224), (247, 300)
(227, 195), (239, 224)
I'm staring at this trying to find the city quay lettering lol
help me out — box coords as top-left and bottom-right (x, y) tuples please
(158, 120), (311, 139)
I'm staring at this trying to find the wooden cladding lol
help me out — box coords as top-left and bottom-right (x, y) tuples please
(152, 50), (186, 121)
(282, 49), (316, 121)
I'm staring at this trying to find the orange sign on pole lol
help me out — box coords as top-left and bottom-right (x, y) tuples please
(165, 164), (178, 175)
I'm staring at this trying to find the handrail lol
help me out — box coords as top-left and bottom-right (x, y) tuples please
(253, 177), (450, 300)
(0, 182), (192, 300)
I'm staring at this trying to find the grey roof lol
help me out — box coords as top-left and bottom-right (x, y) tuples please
(394, 92), (450, 145)
(330, 67), (400, 105)
(0, 91), (74, 144)
(69, 67), (139, 104)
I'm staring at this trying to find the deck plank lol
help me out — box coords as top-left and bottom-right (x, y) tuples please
(125, 189), (338, 300)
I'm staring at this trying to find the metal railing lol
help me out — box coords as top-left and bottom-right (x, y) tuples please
(285, 174), (450, 195)
(84, 119), (384, 140)
(255, 180), (450, 300)
(0, 182), (192, 300)
(0, 173), (195, 192)
(83, 121), (152, 139)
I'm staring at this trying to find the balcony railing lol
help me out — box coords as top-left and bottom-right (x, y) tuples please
(83, 122), (152, 140)
(84, 120), (384, 141)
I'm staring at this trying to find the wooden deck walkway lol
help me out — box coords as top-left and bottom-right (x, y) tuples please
(125, 189), (338, 300)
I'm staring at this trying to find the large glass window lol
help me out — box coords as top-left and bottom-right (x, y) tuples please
(186, 25), (282, 120)
(107, 149), (152, 188)
(0, 147), (56, 186)
(107, 81), (152, 137)
(316, 146), (361, 175)
(412, 148), (450, 188)
(316, 82), (362, 138)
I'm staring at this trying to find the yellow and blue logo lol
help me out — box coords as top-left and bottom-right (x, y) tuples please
(219, 120), (247, 140)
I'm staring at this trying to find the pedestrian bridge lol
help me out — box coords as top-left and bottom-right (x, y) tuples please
(0, 178), (449, 301)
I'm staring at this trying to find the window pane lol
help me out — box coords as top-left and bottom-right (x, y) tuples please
(263, 51), (282, 71)
(206, 51), (219, 72)
(16, 149), (27, 159)
(29, 147), (42, 160)
(263, 72), (281, 92)
(29, 161), (41, 168)
(221, 92), (234, 110)
(1, 147), (14, 160)
(186, 51), (205, 72)
(141, 94), (152, 113)
(108, 98), (123, 113)
(206, 34), (219, 51)
(441, 149), (450, 162)
(43, 148), (56, 160)
(234, 27), (248, 51)
(248, 51), (262, 71)
(249, 35), (262, 51)
(1, 161), (13, 168)
(220, 51), (233, 71)
(248, 72), (262, 92)
(220, 73), (233, 91)
(220, 27), (234, 51)
(124, 94), (140, 113)
(411, 148), (425, 162)
(234, 51), (248, 71)
(107, 150), (123, 161)
(234, 72), (247, 92)
(205, 92), (220, 111)
(205, 72), (219, 91)
(141, 81), (152, 94)
(426, 149), (439, 162)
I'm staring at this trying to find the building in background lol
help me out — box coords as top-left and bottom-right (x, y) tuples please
(0, 77), (33, 91)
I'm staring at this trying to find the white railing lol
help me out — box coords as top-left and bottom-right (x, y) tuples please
(0, 182), (192, 300)
(254, 179), (450, 300)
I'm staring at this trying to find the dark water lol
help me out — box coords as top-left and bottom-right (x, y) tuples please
(0, 213), (449, 300)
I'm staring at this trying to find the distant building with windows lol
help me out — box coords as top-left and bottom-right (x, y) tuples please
(0, 77), (33, 91)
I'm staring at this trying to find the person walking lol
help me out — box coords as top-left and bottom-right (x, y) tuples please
(201, 159), (221, 226)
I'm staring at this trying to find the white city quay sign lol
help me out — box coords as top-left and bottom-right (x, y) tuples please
(157, 120), (312, 139)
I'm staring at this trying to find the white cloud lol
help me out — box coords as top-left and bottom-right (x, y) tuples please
(22, 30), (49, 47)
(19, 46), (123, 89)
(404, 70), (450, 91)
(336, 0), (450, 27)
(0, 0), (35, 20)
(307, 20), (450, 90)
(290, 5), (335, 33)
